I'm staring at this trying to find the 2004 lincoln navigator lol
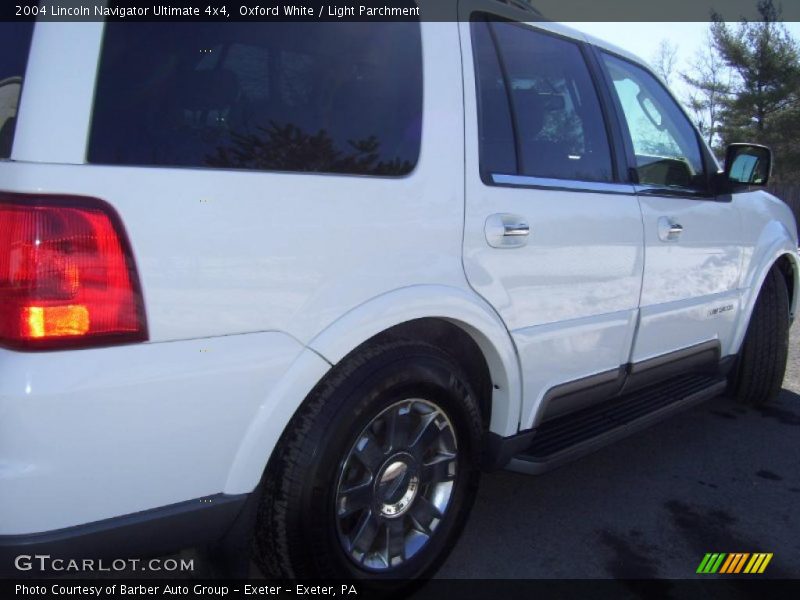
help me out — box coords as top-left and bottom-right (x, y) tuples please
(0, 0), (797, 586)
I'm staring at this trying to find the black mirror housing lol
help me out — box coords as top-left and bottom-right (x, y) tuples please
(724, 143), (772, 188)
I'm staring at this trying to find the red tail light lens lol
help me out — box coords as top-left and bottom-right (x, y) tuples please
(0, 193), (147, 350)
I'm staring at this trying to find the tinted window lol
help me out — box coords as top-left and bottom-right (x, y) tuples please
(602, 53), (706, 190)
(89, 23), (422, 176)
(475, 21), (613, 182)
(471, 20), (517, 176)
(0, 23), (34, 159)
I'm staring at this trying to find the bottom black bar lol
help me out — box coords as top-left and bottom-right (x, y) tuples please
(3, 579), (800, 600)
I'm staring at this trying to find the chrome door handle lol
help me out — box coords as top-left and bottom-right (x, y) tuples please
(503, 223), (530, 237)
(658, 217), (684, 242)
(668, 224), (684, 235)
(485, 213), (530, 248)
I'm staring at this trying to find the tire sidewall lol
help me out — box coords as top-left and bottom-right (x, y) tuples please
(731, 267), (790, 404)
(291, 346), (482, 581)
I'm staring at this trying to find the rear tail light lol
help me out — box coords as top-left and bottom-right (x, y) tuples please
(0, 193), (147, 350)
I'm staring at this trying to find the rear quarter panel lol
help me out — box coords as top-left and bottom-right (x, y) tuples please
(6, 22), (468, 348)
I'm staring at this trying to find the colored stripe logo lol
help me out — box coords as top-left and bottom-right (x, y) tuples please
(697, 552), (773, 574)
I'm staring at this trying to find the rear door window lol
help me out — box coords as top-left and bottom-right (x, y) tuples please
(472, 19), (614, 183)
(88, 23), (422, 176)
(0, 23), (35, 159)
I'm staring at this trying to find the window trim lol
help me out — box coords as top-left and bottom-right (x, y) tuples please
(472, 16), (521, 178)
(470, 13), (622, 189)
(592, 46), (721, 200)
(580, 42), (630, 184)
(492, 173), (636, 195)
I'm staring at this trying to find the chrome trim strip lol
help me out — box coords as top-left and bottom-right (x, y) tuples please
(491, 173), (636, 194)
(633, 184), (714, 199)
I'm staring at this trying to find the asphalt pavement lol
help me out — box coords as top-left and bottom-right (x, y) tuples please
(436, 323), (800, 579)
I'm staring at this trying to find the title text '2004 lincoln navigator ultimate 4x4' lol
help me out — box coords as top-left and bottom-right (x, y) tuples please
(0, 0), (798, 585)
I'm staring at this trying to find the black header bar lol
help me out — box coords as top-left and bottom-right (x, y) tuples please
(4, 0), (800, 22)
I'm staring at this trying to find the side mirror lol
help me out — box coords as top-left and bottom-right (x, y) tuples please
(724, 143), (772, 187)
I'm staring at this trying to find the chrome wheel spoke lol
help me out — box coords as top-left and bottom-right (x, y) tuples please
(385, 518), (406, 564)
(350, 509), (380, 555)
(337, 481), (372, 517)
(420, 453), (456, 485)
(353, 430), (386, 474)
(409, 496), (442, 535)
(386, 404), (411, 451)
(410, 412), (440, 454)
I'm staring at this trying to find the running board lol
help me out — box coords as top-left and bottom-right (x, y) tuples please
(507, 374), (727, 475)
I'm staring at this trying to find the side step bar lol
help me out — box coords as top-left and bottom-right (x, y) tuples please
(507, 374), (727, 475)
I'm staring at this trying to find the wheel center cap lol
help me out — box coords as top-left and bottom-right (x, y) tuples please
(376, 455), (418, 517)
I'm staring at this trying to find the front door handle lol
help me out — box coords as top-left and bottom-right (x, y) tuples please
(658, 217), (684, 242)
(485, 213), (530, 248)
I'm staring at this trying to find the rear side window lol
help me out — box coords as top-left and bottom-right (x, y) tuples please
(472, 19), (613, 183)
(88, 23), (422, 176)
(0, 23), (34, 159)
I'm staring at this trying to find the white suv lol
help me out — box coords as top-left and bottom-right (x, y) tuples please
(1, 1), (797, 585)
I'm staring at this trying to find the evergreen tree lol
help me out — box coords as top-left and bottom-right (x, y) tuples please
(711, 0), (800, 181)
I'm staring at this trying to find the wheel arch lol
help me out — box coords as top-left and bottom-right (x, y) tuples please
(306, 285), (522, 437)
(223, 285), (522, 495)
(730, 226), (799, 356)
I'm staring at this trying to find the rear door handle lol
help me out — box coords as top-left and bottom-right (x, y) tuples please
(503, 223), (530, 237)
(658, 217), (684, 242)
(485, 213), (530, 248)
(484, 213), (531, 248)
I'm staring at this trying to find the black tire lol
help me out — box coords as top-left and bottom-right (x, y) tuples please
(253, 339), (483, 588)
(729, 266), (790, 406)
